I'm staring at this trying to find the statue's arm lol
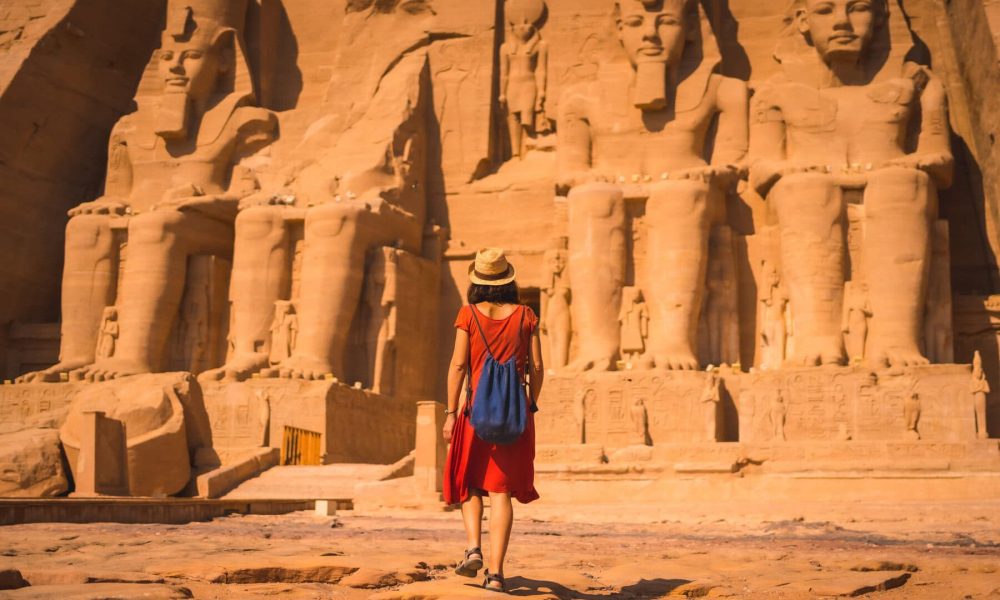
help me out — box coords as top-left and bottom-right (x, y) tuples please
(535, 41), (548, 109)
(712, 76), (749, 169)
(499, 43), (511, 105)
(69, 119), (134, 216)
(747, 83), (789, 197)
(556, 89), (592, 195)
(915, 72), (954, 189)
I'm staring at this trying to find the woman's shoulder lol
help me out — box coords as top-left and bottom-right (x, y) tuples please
(454, 304), (473, 330)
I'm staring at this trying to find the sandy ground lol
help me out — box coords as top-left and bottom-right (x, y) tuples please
(0, 500), (998, 599)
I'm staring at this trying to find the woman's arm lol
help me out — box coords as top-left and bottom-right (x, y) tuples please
(443, 328), (470, 441)
(528, 328), (545, 406)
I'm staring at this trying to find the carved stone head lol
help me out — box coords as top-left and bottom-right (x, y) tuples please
(507, 0), (546, 43)
(795, 0), (887, 63)
(159, 0), (247, 101)
(614, 0), (692, 68)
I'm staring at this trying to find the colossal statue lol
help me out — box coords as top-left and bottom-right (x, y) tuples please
(749, 0), (953, 368)
(557, 0), (747, 372)
(19, 0), (277, 383)
(202, 1), (432, 382)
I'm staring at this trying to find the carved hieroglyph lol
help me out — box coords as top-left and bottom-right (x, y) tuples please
(19, 0), (277, 383)
(557, 0), (747, 372)
(748, 0), (954, 369)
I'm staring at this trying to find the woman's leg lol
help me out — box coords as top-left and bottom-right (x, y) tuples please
(488, 491), (513, 580)
(461, 490), (484, 550)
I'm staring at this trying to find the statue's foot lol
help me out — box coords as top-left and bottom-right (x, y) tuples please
(563, 355), (616, 373)
(631, 354), (655, 370)
(70, 359), (151, 382)
(978, 430), (989, 440)
(198, 352), (269, 383)
(867, 345), (929, 369)
(653, 348), (699, 371)
(272, 355), (336, 380)
(15, 358), (91, 383)
(905, 429), (921, 441)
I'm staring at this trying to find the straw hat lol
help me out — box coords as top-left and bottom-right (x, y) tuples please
(468, 247), (517, 286)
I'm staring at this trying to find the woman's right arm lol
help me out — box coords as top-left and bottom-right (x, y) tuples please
(443, 328), (470, 441)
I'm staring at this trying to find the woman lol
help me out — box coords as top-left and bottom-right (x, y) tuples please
(443, 247), (544, 593)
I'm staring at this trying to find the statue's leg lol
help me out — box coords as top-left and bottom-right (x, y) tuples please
(278, 203), (419, 380)
(566, 183), (625, 372)
(549, 291), (571, 369)
(76, 211), (233, 380)
(644, 180), (711, 370)
(18, 215), (116, 382)
(864, 167), (935, 367)
(771, 173), (846, 366)
(507, 113), (523, 158)
(200, 206), (290, 382)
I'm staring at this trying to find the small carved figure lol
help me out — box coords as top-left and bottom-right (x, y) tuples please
(619, 287), (649, 367)
(770, 389), (787, 441)
(842, 281), (872, 363)
(629, 393), (649, 445)
(366, 250), (399, 395)
(904, 392), (921, 440)
(971, 350), (990, 440)
(572, 387), (592, 444)
(759, 260), (789, 370)
(96, 307), (119, 360)
(268, 301), (298, 365)
(500, 0), (549, 159)
(700, 366), (722, 442)
(541, 237), (571, 369)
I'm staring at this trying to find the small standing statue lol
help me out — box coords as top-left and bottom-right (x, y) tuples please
(499, 0), (549, 159)
(904, 392), (921, 440)
(572, 387), (591, 444)
(770, 389), (787, 441)
(268, 301), (298, 366)
(759, 260), (789, 370)
(700, 366), (722, 442)
(541, 237), (571, 369)
(366, 250), (399, 395)
(971, 351), (990, 440)
(629, 394), (649, 445)
(619, 287), (649, 367)
(96, 307), (119, 360)
(842, 282), (872, 364)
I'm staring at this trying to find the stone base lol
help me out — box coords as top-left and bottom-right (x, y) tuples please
(201, 379), (416, 465)
(739, 364), (978, 443)
(537, 371), (725, 446)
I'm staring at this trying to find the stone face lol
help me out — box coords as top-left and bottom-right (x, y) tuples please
(0, 0), (999, 500)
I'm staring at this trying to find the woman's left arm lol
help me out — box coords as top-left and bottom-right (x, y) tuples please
(528, 327), (545, 406)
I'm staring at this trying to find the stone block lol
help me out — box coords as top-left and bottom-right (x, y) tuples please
(72, 411), (128, 497)
(0, 428), (67, 497)
(414, 401), (445, 494)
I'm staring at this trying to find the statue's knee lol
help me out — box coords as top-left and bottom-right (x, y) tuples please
(66, 215), (111, 250)
(647, 180), (710, 218)
(568, 183), (623, 219)
(236, 206), (284, 241)
(867, 167), (932, 213)
(306, 202), (367, 239)
(129, 211), (184, 245)
(772, 172), (833, 197)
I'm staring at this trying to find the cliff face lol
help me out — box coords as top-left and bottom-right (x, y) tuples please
(0, 0), (164, 369)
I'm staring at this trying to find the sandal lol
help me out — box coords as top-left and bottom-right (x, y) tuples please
(482, 569), (505, 593)
(454, 546), (483, 577)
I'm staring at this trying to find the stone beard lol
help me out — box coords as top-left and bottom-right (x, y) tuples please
(556, 0), (748, 372)
(749, 0), (953, 368)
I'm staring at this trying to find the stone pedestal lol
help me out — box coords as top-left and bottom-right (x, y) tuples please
(73, 411), (129, 497)
(739, 365), (978, 443)
(201, 379), (416, 465)
(414, 401), (445, 494)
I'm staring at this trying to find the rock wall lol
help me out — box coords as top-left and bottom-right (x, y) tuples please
(0, 0), (165, 371)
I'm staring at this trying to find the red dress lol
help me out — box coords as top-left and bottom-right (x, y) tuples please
(444, 304), (540, 505)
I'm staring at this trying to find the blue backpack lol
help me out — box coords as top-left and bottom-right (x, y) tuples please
(466, 305), (534, 445)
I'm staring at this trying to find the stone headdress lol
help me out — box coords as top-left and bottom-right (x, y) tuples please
(773, 0), (923, 85)
(135, 0), (255, 146)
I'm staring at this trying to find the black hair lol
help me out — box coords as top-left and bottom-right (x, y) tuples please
(467, 281), (520, 305)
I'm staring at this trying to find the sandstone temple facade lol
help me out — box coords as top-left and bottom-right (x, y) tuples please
(1, 0), (999, 500)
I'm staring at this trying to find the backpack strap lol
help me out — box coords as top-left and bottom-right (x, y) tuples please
(468, 305), (496, 359)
